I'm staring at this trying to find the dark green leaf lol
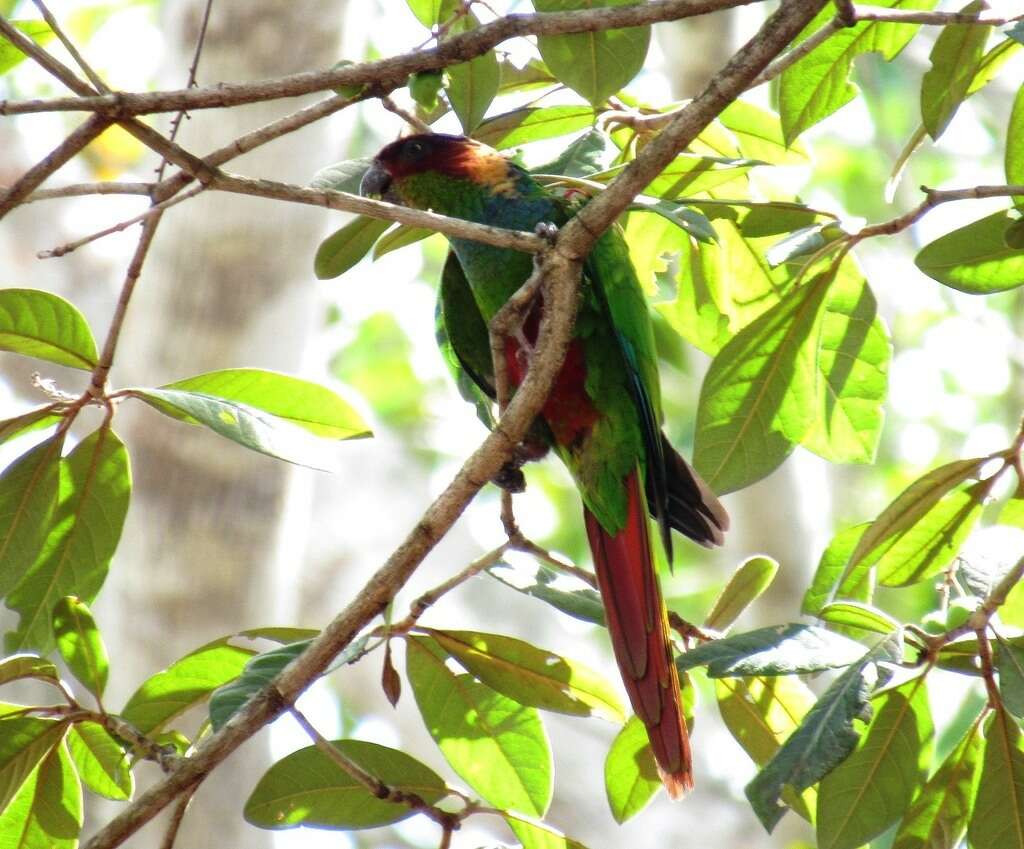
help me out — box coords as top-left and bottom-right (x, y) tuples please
(844, 458), (986, 590)
(716, 676), (817, 821)
(121, 640), (255, 735)
(677, 624), (865, 677)
(0, 715), (67, 813)
(997, 634), (1024, 717)
(745, 637), (901, 832)
(819, 601), (899, 635)
(626, 200), (716, 245)
(920, 1), (992, 140)
(915, 210), (1024, 294)
(5, 427), (129, 654)
(0, 288), (96, 370)
(66, 721), (132, 800)
(161, 368), (370, 441)
(803, 523), (873, 617)
(426, 628), (624, 721)
(0, 655), (58, 687)
(373, 224), (434, 259)
(704, 556), (778, 632)
(532, 129), (615, 178)
(208, 639), (312, 731)
(136, 388), (338, 470)
(534, 0), (649, 106)
(1009, 84), (1024, 205)
(473, 106), (596, 149)
(779, 0), (937, 144)
(245, 739), (447, 829)
(802, 266), (890, 465)
(408, 69), (444, 111)
(309, 158), (372, 194)
(487, 557), (604, 625)
(817, 676), (933, 849)
(0, 20), (54, 77)
(892, 715), (982, 849)
(968, 707), (1024, 849)
(0, 433), (65, 598)
(314, 216), (392, 280)
(604, 716), (660, 823)
(0, 742), (81, 849)
(406, 635), (552, 817)
(445, 12), (499, 132)
(52, 596), (108, 702)
(693, 270), (834, 494)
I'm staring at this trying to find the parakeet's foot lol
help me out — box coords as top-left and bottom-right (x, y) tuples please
(492, 463), (526, 493)
(534, 221), (558, 244)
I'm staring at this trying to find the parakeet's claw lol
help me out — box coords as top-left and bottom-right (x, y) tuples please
(492, 462), (527, 493)
(534, 221), (558, 244)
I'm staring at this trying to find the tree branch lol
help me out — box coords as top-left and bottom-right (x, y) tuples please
(1, 0), (765, 117)
(850, 5), (1023, 25)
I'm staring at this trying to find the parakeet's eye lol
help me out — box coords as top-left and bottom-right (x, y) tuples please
(405, 139), (426, 159)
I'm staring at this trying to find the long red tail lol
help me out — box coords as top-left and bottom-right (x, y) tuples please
(584, 469), (692, 799)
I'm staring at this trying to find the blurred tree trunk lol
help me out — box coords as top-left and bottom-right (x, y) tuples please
(96, 2), (346, 847)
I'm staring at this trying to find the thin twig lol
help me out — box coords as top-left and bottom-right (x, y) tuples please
(18, 182), (154, 203)
(381, 94), (433, 134)
(157, 789), (196, 849)
(833, 0), (856, 26)
(509, 535), (599, 590)
(31, 0), (109, 91)
(750, 17), (843, 87)
(156, 0), (214, 182)
(850, 5), (1023, 25)
(39, 184), (205, 259)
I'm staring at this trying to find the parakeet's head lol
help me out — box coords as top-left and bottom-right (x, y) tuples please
(360, 133), (518, 212)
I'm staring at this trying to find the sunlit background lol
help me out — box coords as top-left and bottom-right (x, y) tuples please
(2, 0), (1023, 847)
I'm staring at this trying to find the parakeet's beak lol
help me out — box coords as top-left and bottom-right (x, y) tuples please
(360, 162), (392, 200)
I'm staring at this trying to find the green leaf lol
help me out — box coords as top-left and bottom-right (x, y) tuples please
(716, 676), (817, 822)
(914, 210), (1024, 294)
(404, 0), (445, 26)
(844, 458), (987, 590)
(532, 129), (615, 178)
(426, 628), (624, 722)
(817, 676), (934, 849)
(1008, 83), (1024, 204)
(0, 288), (97, 370)
(0, 742), (81, 849)
(473, 105), (596, 149)
(693, 270), (833, 494)
(704, 556), (778, 632)
(445, 12), (499, 132)
(5, 427), (130, 654)
(0, 716), (67, 813)
(677, 624), (865, 677)
(637, 154), (756, 199)
(626, 199), (716, 245)
(121, 640), (255, 735)
(0, 655), (58, 687)
(819, 601), (900, 636)
(52, 596), (108, 702)
(803, 523), (873, 617)
(604, 716), (660, 823)
(801, 266), (890, 464)
(505, 812), (588, 849)
(487, 557), (604, 626)
(969, 37), (1021, 96)
(920, 1), (992, 140)
(779, 0), (937, 144)
(969, 707), (1024, 849)
(620, 210), (688, 297)
(208, 639), (312, 731)
(406, 634), (552, 817)
(0, 433), (65, 598)
(656, 230), (731, 356)
(314, 216), (392, 280)
(534, 0), (649, 106)
(408, 69), (444, 111)
(373, 224), (434, 259)
(0, 21), (54, 77)
(718, 100), (809, 165)
(135, 388), (337, 470)
(66, 722), (132, 801)
(161, 368), (370, 441)
(309, 157), (372, 193)
(997, 634), (1024, 718)
(746, 637), (900, 832)
(874, 479), (990, 587)
(892, 715), (982, 849)
(244, 739), (447, 830)
(0, 407), (61, 447)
